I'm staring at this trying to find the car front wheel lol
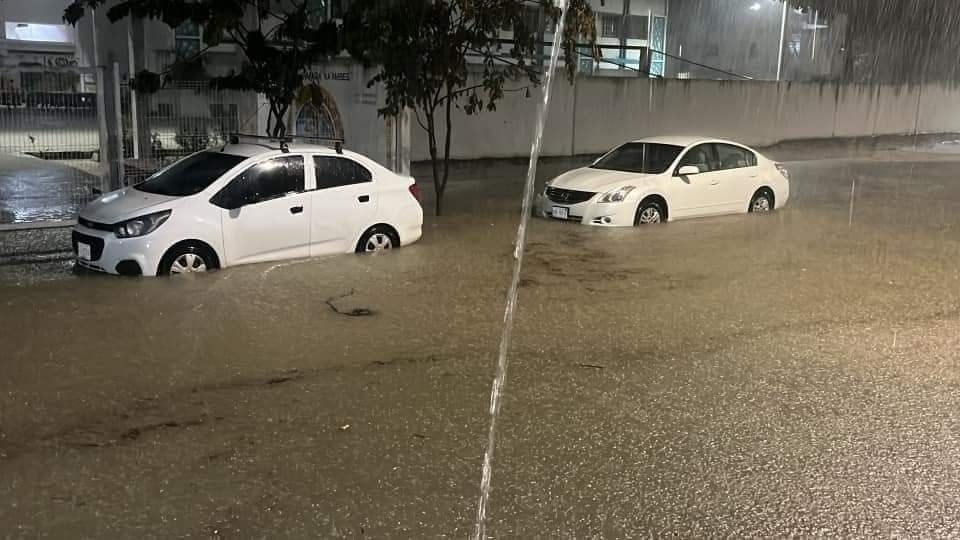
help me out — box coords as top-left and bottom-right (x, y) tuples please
(635, 200), (665, 225)
(158, 242), (219, 276)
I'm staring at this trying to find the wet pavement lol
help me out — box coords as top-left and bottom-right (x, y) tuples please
(2, 149), (960, 536)
(0, 155), (102, 225)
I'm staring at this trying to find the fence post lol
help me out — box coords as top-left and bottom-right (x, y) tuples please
(112, 63), (125, 188)
(95, 66), (110, 194)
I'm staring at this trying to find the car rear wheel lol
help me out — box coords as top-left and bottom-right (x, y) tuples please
(356, 225), (400, 254)
(749, 189), (774, 213)
(159, 242), (219, 276)
(635, 200), (665, 225)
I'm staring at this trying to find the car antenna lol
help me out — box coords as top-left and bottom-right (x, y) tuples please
(335, 141), (343, 154)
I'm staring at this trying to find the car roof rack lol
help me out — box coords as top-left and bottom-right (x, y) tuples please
(228, 133), (344, 154)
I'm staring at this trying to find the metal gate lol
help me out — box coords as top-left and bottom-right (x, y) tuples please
(120, 80), (258, 184)
(0, 65), (107, 229)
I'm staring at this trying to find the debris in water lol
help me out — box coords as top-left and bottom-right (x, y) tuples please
(326, 290), (376, 317)
(577, 363), (605, 370)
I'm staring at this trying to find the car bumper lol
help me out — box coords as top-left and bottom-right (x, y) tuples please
(71, 225), (165, 276)
(400, 223), (423, 246)
(534, 194), (638, 227)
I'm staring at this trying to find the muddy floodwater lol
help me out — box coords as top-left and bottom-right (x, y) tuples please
(3, 147), (960, 536)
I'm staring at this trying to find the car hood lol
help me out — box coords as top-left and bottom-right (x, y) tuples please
(549, 167), (656, 192)
(80, 187), (179, 223)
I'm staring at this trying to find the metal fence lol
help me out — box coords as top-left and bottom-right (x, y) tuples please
(0, 66), (261, 229)
(120, 81), (260, 183)
(0, 66), (106, 228)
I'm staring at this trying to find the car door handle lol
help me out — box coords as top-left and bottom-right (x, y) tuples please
(358, 195), (370, 203)
(290, 206), (303, 214)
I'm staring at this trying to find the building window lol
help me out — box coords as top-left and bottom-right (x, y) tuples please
(296, 103), (337, 139)
(599, 13), (620, 39)
(4, 22), (73, 44)
(625, 15), (649, 40)
(175, 21), (202, 60)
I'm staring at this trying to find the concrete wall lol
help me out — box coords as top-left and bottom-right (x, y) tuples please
(411, 75), (960, 162)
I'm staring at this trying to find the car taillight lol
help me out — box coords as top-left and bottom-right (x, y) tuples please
(409, 182), (422, 203)
(775, 163), (790, 180)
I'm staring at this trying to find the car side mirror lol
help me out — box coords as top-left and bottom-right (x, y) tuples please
(677, 165), (700, 176)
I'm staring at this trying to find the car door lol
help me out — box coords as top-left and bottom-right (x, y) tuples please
(211, 154), (312, 266)
(713, 143), (761, 213)
(309, 155), (378, 255)
(668, 143), (727, 218)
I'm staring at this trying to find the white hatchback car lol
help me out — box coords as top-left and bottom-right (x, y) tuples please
(72, 141), (423, 276)
(536, 136), (789, 226)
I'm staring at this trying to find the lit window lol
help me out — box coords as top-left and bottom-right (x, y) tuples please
(4, 22), (73, 44)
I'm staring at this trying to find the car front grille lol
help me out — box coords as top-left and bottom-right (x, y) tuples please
(78, 217), (113, 232)
(72, 231), (105, 261)
(546, 187), (595, 205)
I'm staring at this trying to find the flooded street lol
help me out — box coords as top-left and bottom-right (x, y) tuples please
(3, 148), (960, 536)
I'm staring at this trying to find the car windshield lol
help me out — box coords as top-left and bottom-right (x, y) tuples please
(135, 151), (246, 196)
(591, 142), (684, 174)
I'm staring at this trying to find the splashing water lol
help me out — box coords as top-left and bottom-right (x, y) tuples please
(472, 2), (568, 538)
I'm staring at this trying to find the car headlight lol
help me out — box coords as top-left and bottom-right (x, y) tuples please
(543, 179), (554, 194)
(599, 185), (636, 203)
(114, 210), (171, 238)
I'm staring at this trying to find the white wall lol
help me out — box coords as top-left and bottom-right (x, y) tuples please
(0, 0), (72, 26)
(411, 74), (960, 161)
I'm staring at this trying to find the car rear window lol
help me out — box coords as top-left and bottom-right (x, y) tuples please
(135, 152), (247, 197)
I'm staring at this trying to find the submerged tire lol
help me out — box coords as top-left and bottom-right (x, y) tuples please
(356, 225), (400, 254)
(635, 200), (665, 225)
(158, 242), (219, 276)
(749, 188), (774, 213)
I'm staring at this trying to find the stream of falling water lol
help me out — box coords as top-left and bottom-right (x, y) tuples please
(472, 2), (569, 538)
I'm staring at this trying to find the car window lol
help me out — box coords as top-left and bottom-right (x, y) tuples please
(314, 156), (373, 189)
(678, 144), (719, 173)
(135, 151), (246, 196)
(716, 144), (757, 170)
(213, 155), (305, 209)
(590, 143), (683, 174)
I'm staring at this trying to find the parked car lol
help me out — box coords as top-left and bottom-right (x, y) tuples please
(535, 136), (789, 226)
(72, 141), (423, 276)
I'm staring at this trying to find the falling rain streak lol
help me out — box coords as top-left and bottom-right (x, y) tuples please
(473, 1), (569, 538)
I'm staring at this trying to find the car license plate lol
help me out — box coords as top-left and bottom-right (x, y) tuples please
(552, 206), (569, 220)
(77, 242), (91, 261)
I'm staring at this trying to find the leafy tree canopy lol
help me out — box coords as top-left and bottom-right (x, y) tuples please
(64, 0), (340, 137)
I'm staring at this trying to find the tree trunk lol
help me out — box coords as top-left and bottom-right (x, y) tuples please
(267, 100), (290, 139)
(439, 83), (453, 215)
(425, 109), (442, 217)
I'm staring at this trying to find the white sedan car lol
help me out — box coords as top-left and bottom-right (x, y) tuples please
(72, 142), (423, 276)
(536, 136), (789, 226)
